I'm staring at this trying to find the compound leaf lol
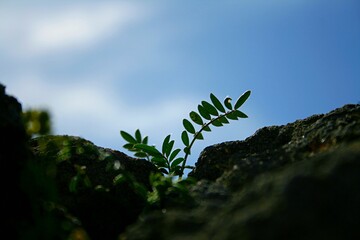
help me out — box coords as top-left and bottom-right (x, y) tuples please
(210, 93), (226, 113)
(120, 90), (251, 178)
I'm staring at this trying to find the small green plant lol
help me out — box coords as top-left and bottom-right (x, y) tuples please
(146, 172), (196, 210)
(22, 108), (52, 137)
(120, 91), (251, 178)
(113, 171), (196, 212)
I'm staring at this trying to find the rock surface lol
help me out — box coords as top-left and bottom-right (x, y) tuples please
(189, 104), (359, 187)
(123, 104), (360, 240)
(0, 84), (33, 239)
(30, 135), (159, 240)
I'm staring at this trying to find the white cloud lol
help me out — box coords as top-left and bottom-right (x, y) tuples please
(0, 2), (148, 57)
(0, 1), (264, 156)
(52, 84), (194, 148)
(3, 73), (261, 172)
(5, 74), (194, 146)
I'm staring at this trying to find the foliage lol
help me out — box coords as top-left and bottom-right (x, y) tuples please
(120, 91), (251, 178)
(23, 109), (52, 137)
(146, 173), (196, 210)
(31, 135), (150, 239)
(113, 171), (196, 212)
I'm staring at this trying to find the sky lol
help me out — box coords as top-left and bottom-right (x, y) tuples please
(1, 0), (359, 174)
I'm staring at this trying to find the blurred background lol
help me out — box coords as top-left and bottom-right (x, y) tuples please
(1, 0), (359, 173)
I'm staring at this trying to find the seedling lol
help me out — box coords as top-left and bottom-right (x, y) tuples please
(120, 91), (251, 178)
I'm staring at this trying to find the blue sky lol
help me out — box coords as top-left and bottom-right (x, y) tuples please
(1, 0), (359, 173)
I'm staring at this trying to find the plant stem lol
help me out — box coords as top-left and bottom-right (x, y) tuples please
(179, 110), (237, 178)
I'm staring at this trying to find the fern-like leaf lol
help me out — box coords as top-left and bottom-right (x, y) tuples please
(120, 91), (251, 179)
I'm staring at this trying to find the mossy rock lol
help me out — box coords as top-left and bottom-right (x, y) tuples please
(30, 135), (159, 240)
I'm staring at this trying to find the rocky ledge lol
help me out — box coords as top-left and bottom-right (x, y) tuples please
(124, 103), (360, 240)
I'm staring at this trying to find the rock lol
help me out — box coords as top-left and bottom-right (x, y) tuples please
(30, 135), (159, 240)
(189, 104), (360, 190)
(1, 84), (62, 239)
(122, 104), (360, 240)
(0, 82), (161, 239)
(0, 83), (33, 238)
(203, 142), (360, 240)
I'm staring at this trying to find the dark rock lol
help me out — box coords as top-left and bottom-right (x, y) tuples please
(30, 135), (159, 240)
(0, 82), (160, 239)
(204, 142), (360, 240)
(0, 83), (32, 238)
(123, 104), (360, 240)
(189, 104), (360, 190)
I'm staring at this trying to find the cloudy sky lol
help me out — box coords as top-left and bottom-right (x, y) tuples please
(1, 0), (359, 172)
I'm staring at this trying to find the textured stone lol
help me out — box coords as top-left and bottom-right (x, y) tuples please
(189, 104), (360, 190)
(30, 135), (159, 240)
(0, 83), (32, 238)
(123, 104), (360, 240)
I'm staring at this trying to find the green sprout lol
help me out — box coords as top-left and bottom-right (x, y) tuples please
(120, 90), (251, 179)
